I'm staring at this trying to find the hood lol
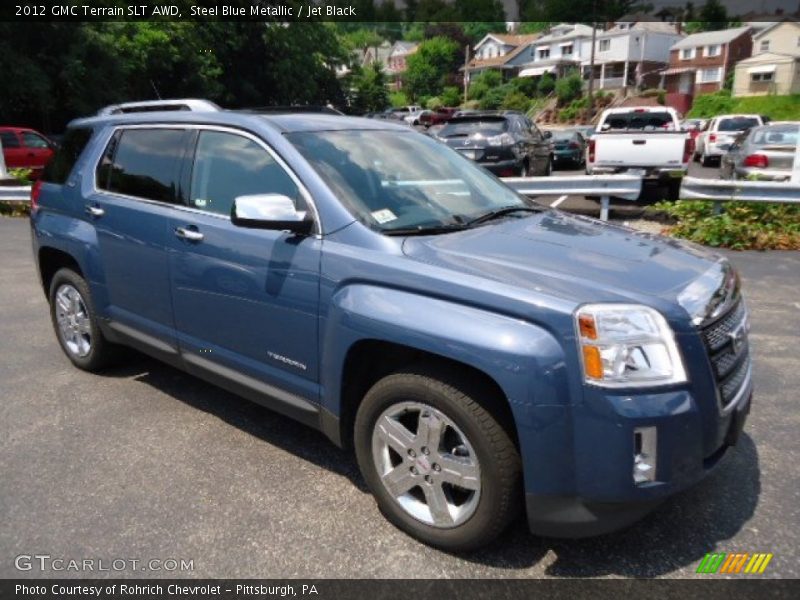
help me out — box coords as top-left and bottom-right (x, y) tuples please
(402, 210), (723, 312)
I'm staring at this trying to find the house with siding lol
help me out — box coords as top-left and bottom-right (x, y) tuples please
(733, 20), (800, 96)
(464, 33), (541, 81)
(663, 27), (753, 114)
(516, 21), (681, 91)
(385, 41), (419, 90)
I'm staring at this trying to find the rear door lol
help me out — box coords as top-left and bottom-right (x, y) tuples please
(87, 126), (193, 357)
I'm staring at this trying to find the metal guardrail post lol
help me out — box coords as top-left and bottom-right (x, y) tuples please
(0, 137), (8, 179)
(600, 196), (610, 221)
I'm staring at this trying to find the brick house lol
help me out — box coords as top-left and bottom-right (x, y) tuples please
(663, 27), (753, 114)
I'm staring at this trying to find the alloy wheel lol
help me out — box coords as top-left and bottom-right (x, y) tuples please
(371, 401), (481, 528)
(55, 284), (92, 358)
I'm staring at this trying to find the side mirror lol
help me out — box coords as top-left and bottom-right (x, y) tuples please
(231, 194), (313, 235)
(543, 130), (553, 139)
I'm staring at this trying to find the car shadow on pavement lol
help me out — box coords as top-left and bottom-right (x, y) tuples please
(464, 433), (760, 576)
(101, 353), (370, 494)
(100, 353), (760, 576)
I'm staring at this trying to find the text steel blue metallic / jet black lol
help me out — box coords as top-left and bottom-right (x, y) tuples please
(30, 103), (753, 551)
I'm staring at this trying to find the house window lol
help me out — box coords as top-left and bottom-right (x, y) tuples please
(561, 44), (573, 55)
(760, 40), (770, 52)
(705, 44), (720, 57)
(751, 71), (774, 82)
(681, 48), (695, 60)
(539, 48), (550, 59)
(697, 67), (721, 83)
(598, 39), (610, 52)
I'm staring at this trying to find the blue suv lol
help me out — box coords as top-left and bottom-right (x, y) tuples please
(31, 100), (753, 551)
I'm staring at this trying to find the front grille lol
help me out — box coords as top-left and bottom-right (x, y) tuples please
(701, 299), (751, 410)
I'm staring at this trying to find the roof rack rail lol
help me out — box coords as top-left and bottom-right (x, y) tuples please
(97, 99), (222, 116)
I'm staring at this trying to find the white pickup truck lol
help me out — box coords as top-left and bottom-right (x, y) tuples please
(586, 106), (692, 199)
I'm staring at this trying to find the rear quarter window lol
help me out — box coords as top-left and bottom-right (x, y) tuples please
(41, 127), (93, 184)
(0, 131), (21, 149)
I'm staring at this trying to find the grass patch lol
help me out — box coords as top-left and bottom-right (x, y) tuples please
(653, 200), (800, 250)
(688, 91), (800, 121)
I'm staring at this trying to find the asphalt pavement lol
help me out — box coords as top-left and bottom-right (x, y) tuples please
(1, 217), (798, 579)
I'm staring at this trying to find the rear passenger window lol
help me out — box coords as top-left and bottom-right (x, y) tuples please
(41, 127), (93, 184)
(0, 131), (21, 148)
(98, 128), (186, 203)
(22, 132), (50, 148)
(189, 130), (301, 217)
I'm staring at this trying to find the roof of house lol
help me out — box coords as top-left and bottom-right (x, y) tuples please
(467, 43), (533, 69)
(535, 23), (594, 44)
(753, 19), (800, 39)
(671, 26), (751, 50)
(735, 51), (800, 65)
(389, 41), (418, 56)
(473, 32), (540, 52)
(601, 21), (682, 36)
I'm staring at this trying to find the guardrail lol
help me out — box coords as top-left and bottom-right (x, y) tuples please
(679, 177), (800, 204)
(0, 186), (32, 203)
(503, 174), (643, 220)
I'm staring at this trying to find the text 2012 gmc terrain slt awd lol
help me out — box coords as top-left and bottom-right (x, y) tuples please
(30, 102), (753, 551)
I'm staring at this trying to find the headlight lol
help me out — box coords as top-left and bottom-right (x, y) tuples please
(575, 304), (687, 388)
(487, 133), (515, 146)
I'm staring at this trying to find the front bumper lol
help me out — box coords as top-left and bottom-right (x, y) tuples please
(525, 373), (753, 538)
(588, 165), (687, 181)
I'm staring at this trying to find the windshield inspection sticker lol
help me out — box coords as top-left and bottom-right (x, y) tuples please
(371, 209), (397, 224)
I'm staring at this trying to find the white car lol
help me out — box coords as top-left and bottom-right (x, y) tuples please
(694, 114), (764, 166)
(403, 110), (426, 126)
(586, 106), (691, 199)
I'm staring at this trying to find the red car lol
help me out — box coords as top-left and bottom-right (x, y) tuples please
(1, 127), (56, 178)
(418, 107), (459, 127)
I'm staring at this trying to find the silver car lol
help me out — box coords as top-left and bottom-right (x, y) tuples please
(720, 123), (800, 181)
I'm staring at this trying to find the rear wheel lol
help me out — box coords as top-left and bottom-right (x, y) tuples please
(354, 367), (521, 552)
(666, 179), (682, 201)
(49, 268), (120, 371)
(701, 152), (714, 167)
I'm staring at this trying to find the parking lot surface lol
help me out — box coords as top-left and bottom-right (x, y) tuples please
(1, 217), (798, 578)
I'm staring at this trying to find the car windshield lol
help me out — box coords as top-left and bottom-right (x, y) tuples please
(750, 125), (800, 146)
(601, 111), (675, 131)
(438, 119), (508, 138)
(718, 117), (760, 131)
(287, 129), (531, 234)
(553, 131), (575, 141)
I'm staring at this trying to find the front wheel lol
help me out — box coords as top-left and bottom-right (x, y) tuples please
(354, 367), (521, 552)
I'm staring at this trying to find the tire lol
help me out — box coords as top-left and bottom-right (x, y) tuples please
(544, 156), (553, 176)
(49, 268), (121, 371)
(701, 152), (714, 167)
(354, 366), (521, 552)
(518, 161), (529, 178)
(666, 179), (682, 201)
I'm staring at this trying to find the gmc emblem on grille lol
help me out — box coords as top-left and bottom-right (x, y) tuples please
(728, 324), (746, 354)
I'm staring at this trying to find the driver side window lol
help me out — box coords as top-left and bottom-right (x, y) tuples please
(190, 130), (302, 217)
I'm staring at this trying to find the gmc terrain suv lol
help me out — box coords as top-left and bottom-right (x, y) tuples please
(31, 100), (753, 551)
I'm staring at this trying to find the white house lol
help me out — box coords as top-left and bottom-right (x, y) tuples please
(465, 33), (541, 79)
(518, 21), (682, 91)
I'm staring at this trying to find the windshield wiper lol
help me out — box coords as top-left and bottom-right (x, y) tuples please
(465, 205), (543, 227)
(383, 223), (468, 236)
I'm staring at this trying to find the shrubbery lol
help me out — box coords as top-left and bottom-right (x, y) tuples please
(653, 200), (800, 250)
(554, 70), (583, 106)
(688, 91), (800, 120)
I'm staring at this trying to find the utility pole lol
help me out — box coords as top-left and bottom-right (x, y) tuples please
(463, 44), (470, 105)
(586, 19), (597, 121)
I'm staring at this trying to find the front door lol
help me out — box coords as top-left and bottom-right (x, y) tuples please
(167, 128), (322, 407)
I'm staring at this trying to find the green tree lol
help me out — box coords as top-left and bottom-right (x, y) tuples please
(405, 36), (461, 100)
(537, 72), (556, 96)
(350, 63), (390, 113)
(555, 70), (583, 106)
(440, 86), (463, 107)
(468, 69), (503, 101)
(501, 91), (532, 112)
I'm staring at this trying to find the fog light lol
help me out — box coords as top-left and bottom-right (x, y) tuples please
(633, 427), (657, 485)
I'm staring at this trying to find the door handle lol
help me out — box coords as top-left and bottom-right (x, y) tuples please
(633, 140), (646, 145)
(84, 205), (105, 218)
(174, 226), (204, 242)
